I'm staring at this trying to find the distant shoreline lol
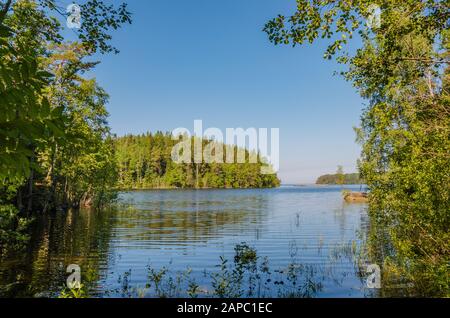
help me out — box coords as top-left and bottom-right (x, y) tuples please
(117, 184), (368, 191)
(117, 185), (281, 191)
(315, 173), (363, 185)
(281, 184), (367, 187)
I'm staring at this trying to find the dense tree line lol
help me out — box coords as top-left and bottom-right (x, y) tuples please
(0, 0), (131, 255)
(0, 1), (279, 255)
(114, 133), (281, 189)
(316, 173), (362, 185)
(265, 0), (449, 296)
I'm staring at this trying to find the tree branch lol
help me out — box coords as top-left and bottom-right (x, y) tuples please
(398, 57), (449, 64)
(0, 0), (13, 25)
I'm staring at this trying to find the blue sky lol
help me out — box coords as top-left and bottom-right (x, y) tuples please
(64, 0), (365, 183)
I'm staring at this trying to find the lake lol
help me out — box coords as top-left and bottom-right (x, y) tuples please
(0, 185), (375, 298)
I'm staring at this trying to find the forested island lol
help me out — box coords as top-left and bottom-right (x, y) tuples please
(114, 133), (281, 189)
(316, 173), (362, 185)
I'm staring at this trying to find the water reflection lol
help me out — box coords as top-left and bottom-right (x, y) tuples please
(0, 209), (114, 297)
(114, 190), (270, 244)
(0, 186), (371, 297)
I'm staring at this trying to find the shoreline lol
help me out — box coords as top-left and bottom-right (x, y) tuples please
(116, 184), (368, 191)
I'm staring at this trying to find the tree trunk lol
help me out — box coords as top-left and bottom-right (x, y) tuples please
(17, 187), (23, 213)
(26, 168), (34, 216)
(43, 142), (57, 213)
(196, 163), (199, 189)
(0, 0), (13, 24)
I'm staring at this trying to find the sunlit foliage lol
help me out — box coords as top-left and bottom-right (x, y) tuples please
(265, 0), (449, 296)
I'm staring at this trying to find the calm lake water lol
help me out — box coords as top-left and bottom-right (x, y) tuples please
(0, 185), (376, 298)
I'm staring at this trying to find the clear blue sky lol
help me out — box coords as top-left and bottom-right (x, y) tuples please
(69, 0), (365, 184)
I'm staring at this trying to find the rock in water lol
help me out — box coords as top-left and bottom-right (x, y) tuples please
(344, 191), (368, 203)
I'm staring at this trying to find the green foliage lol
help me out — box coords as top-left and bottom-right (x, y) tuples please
(316, 173), (362, 185)
(109, 243), (323, 298)
(113, 133), (281, 189)
(0, 23), (60, 183)
(41, 43), (119, 209)
(234, 243), (258, 267)
(0, 203), (31, 256)
(0, 0), (131, 252)
(1, 0), (132, 54)
(0, 18), (61, 252)
(58, 285), (88, 299)
(265, 0), (449, 296)
(336, 165), (345, 185)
